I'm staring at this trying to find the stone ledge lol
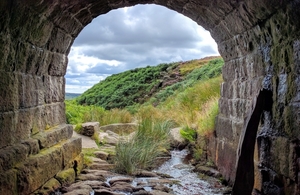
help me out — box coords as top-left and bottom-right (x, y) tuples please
(0, 138), (39, 172)
(2, 137), (81, 195)
(32, 124), (73, 149)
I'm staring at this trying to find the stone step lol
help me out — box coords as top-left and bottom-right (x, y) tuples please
(32, 124), (73, 149)
(0, 137), (82, 195)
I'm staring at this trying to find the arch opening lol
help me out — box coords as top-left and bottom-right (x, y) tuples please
(0, 0), (300, 194)
(65, 4), (219, 94)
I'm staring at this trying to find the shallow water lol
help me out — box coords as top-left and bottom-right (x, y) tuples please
(153, 149), (226, 195)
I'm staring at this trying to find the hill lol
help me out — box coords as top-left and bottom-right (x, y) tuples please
(76, 56), (223, 110)
(65, 93), (81, 100)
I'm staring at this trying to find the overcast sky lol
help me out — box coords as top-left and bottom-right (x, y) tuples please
(66, 4), (219, 93)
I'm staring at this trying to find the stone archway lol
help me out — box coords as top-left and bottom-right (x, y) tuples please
(0, 0), (300, 194)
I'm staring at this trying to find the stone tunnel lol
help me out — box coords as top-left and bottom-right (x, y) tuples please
(0, 0), (300, 194)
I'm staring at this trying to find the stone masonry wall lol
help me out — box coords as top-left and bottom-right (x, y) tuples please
(0, 0), (299, 194)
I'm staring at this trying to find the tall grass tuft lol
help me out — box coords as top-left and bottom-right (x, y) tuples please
(114, 117), (173, 175)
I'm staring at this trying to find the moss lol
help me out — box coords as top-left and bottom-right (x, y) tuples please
(55, 168), (75, 186)
(74, 124), (82, 134)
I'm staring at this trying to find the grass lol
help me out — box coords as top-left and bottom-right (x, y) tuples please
(65, 100), (133, 126)
(114, 117), (174, 175)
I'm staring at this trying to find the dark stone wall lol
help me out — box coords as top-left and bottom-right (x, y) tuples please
(0, 0), (299, 194)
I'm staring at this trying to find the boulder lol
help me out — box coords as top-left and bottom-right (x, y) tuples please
(169, 127), (188, 149)
(99, 131), (119, 145)
(100, 123), (137, 134)
(81, 122), (100, 137)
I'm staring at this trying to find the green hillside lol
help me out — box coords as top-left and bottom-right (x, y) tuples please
(76, 56), (223, 110)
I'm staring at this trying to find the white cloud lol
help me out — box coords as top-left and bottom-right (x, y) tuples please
(66, 4), (219, 93)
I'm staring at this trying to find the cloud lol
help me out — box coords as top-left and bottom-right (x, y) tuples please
(66, 4), (219, 93)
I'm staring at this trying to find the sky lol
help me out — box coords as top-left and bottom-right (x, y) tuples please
(65, 4), (219, 93)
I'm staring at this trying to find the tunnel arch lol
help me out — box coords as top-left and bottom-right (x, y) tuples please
(1, 0), (300, 194)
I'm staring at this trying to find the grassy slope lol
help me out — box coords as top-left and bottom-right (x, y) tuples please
(76, 56), (222, 110)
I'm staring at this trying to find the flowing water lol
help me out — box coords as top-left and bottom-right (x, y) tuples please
(153, 149), (228, 195)
(104, 149), (228, 195)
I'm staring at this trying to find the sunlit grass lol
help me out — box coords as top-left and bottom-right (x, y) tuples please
(65, 100), (133, 126)
(114, 117), (173, 175)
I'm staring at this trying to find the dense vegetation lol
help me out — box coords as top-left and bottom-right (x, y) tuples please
(76, 56), (222, 110)
(66, 56), (224, 172)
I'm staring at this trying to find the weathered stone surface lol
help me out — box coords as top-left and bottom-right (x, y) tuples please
(94, 151), (109, 160)
(0, 169), (18, 195)
(169, 127), (188, 149)
(61, 137), (82, 168)
(32, 124), (73, 149)
(100, 123), (137, 134)
(55, 168), (76, 186)
(99, 131), (119, 145)
(33, 178), (61, 195)
(16, 145), (63, 195)
(81, 122), (100, 137)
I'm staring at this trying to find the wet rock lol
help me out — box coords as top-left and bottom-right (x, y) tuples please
(132, 190), (151, 195)
(88, 163), (115, 171)
(63, 188), (92, 195)
(109, 177), (133, 185)
(95, 189), (124, 195)
(81, 169), (117, 178)
(152, 184), (171, 193)
(76, 173), (106, 181)
(81, 122), (100, 137)
(134, 170), (159, 177)
(61, 183), (92, 193)
(110, 181), (134, 193)
(72, 180), (110, 190)
(193, 165), (222, 178)
(150, 190), (173, 195)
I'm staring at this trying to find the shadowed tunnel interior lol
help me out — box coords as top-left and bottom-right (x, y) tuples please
(0, 0), (300, 194)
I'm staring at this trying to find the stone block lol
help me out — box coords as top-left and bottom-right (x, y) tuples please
(0, 111), (15, 148)
(61, 137), (82, 168)
(48, 52), (68, 76)
(81, 122), (100, 137)
(0, 169), (18, 195)
(53, 12), (82, 37)
(47, 27), (72, 54)
(99, 123), (137, 134)
(0, 144), (28, 172)
(18, 74), (41, 108)
(215, 140), (237, 183)
(55, 168), (76, 186)
(269, 136), (291, 178)
(33, 124), (73, 149)
(44, 76), (65, 104)
(33, 178), (61, 195)
(16, 146), (63, 195)
(215, 116), (233, 140)
(43, 103), (66, 127)
(0, 71), (18, 112)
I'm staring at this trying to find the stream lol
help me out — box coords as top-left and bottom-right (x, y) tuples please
(153, 149), (227, 195)
(103, 149), (229, 195)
